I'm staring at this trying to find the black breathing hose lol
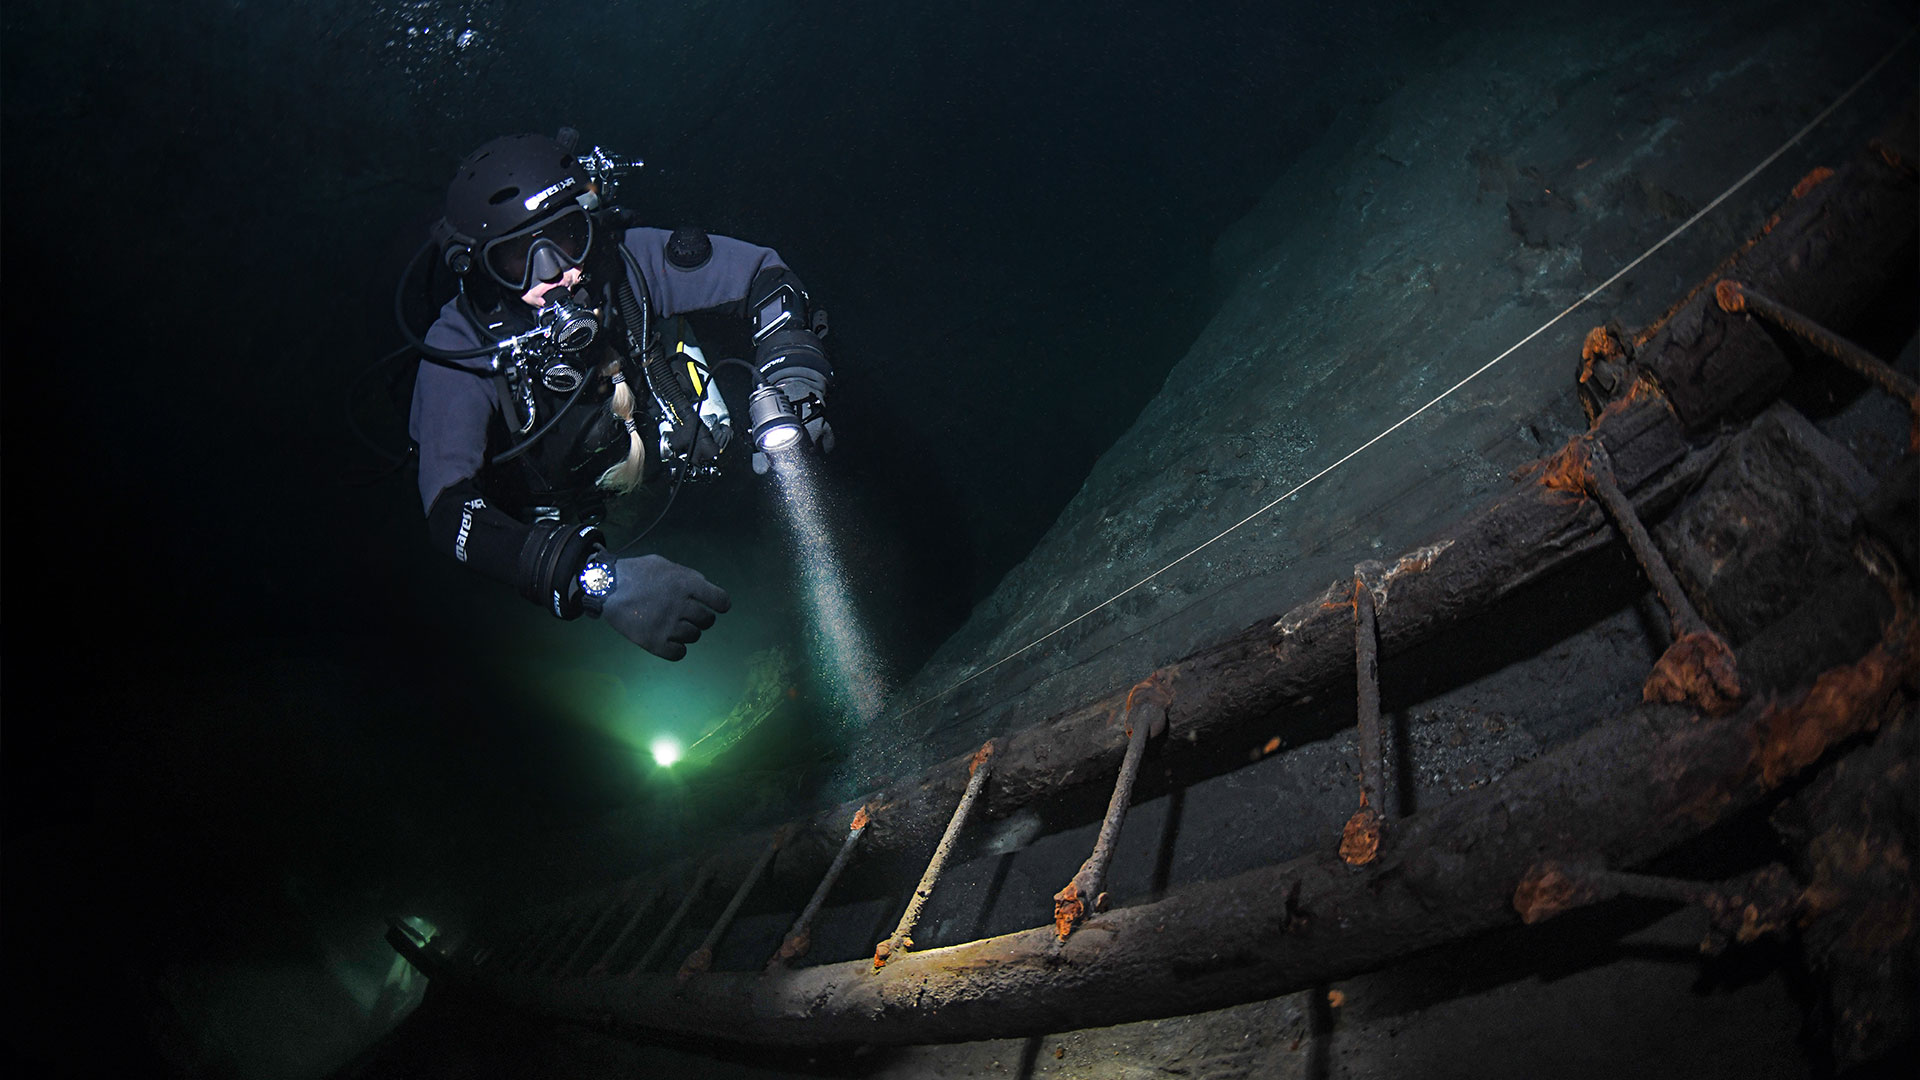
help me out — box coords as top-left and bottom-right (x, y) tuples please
(489, 374), (591, 466)
(713, 356), (765, 387)
(611, 244), (650, 354)
(616, 243), (710, 461)
(609, 471), (684, 558)
(393, 238), (502, 364)
(346, 345), (419, 465)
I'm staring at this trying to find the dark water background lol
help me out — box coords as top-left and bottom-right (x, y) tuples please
(3, 1), (1913, 1076)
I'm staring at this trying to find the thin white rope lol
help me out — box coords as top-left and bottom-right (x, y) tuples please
(893, 30), (1917, 725)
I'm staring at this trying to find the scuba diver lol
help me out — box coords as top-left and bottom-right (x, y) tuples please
(399, 130), (832, 660)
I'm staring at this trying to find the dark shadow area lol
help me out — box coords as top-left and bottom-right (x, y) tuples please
(972, 852), (1019, 940)
(1306, 983), (1335, 1080)
(1150, 783), (1187, 901)
(1015, 1035), (1046, 1080)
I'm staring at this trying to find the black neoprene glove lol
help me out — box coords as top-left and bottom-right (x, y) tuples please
(598, 555), (732, 661)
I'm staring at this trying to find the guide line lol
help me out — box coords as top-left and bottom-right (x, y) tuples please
(889, 31), (1917, 728)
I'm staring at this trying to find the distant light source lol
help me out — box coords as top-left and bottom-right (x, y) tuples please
(650, 737), (682, 768)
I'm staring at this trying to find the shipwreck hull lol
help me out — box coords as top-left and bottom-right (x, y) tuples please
(396, 107), (1920, 1060)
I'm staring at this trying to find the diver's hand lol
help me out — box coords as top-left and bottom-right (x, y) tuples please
(804, 414), (835, 454)
(599, 555), (731, 661)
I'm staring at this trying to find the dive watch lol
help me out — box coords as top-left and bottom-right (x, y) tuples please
(577, 556), (617, 614)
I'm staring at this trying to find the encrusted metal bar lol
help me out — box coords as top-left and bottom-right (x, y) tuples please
(1515, 859), (1806, 954)
(1341, 570), (1388, 866)
(679, 829), (788, 981)
(875, 741), (997, 968)
(633, 862), (714, 975)
(1586, 441), (1707, 635)
(560, 879), (637, 976)
(537, 899), (607, 976)
(768, 806), (871, 972)
(589, 879), (667, 976)
(1717, 279), (1920, 405)
(522, 912), (578, 975)
(1584, 440), (1743, 715)
(1053, 680), (1170, 940)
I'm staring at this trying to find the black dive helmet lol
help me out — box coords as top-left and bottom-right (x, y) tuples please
(437, 133), (600, 294)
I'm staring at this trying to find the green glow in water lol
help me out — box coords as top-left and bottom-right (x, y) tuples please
(650, 736), (683, 767)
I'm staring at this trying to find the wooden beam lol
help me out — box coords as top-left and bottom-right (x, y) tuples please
(447, 569), (1913, 1045)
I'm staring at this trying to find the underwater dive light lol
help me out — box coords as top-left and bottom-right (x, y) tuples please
(748, 383), (807, 454)
(650, 736), (682, 768)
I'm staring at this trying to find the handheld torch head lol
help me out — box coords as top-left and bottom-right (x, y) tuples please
(748, 383), (809, 456)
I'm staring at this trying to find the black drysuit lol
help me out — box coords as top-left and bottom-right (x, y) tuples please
(409, 227), (789, 615)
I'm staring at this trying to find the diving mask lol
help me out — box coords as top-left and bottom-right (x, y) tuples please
(481, 203), (594, 292)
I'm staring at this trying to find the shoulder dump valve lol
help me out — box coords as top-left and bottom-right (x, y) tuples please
(665, 226), (713, 271)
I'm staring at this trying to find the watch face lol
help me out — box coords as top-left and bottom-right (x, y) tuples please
(580, 561), (616, 597)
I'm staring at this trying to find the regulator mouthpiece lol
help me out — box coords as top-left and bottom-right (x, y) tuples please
(538, 291), (599, 353)
(540, 359), (584, 393)
(748, 383), (807, 455)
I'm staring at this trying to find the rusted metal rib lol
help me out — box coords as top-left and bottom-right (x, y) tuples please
(1053, 682), (1169, 940)
(448, 581), (1915, 1045)
(1515, 859), (1807, 954)
(1583, 440), (1743, 715)
(538, 902), (604, 976)
(589, 879), (666, 976)
(1716, 279), (1920, 404)
(633, 861), (714, 975)
(1585, 441), (1709, 637)
(769, 807), (870, 972)
(679, 832), (787, 981)
(1642, 115), (1917, 431)
(875, 742), (996, 968)
(560, 879), (637, 976)
(1341, 570), (1388, 866)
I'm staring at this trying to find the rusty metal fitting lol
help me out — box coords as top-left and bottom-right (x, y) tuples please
(876, 743), (997, 967)
(1713, 278), (1747, 314)
(1791, 165), (1836, 200)
(1054, 694), (1162, 940)
(1644, 630), (1743, 716)
(1515, 859), (1807, 955)
(1583, 324), (1626, 361)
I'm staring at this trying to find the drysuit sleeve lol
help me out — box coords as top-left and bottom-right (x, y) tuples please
(621, 227), (792, 320)
(423, 478), (603, 619)
(410, 299), (497, 515)
(407, 300), (602, 619)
